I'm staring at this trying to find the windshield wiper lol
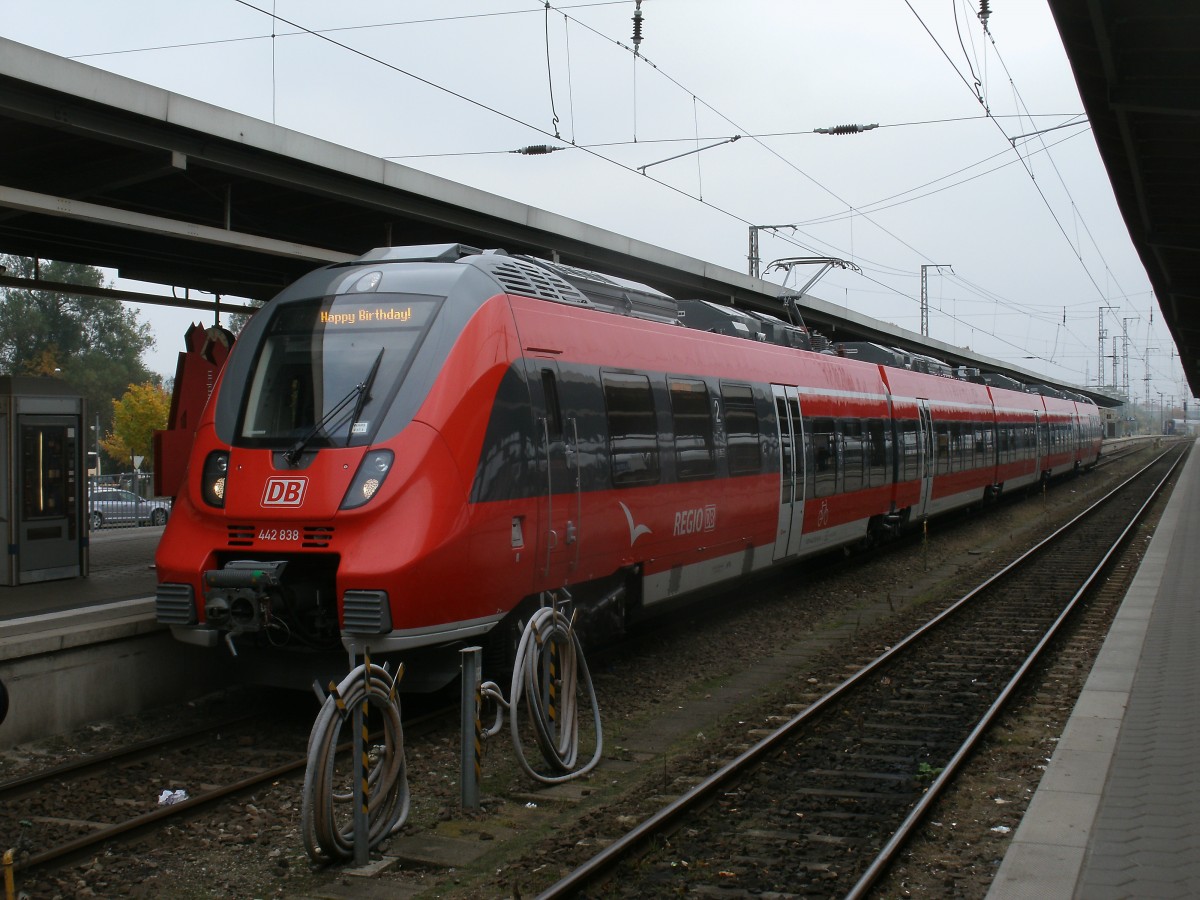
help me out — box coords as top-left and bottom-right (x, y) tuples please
(283, 348), (385, 465)
(347, 347), (385, 447)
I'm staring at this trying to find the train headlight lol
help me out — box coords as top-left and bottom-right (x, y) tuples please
(202, 451), (229, 508)
(340, 450), (394, 509)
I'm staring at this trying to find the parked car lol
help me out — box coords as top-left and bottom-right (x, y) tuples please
(88, 489), (171, 529)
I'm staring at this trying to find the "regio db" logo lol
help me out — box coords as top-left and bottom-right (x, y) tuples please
(261, 476), (308, 507)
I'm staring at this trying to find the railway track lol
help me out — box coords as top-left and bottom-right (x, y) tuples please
(0, 709), (312, 875)
(538, 445), (1185, 899)
(0, 686), (458, 880)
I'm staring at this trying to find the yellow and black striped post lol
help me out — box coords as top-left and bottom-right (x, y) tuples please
(351, 653), (370, 866)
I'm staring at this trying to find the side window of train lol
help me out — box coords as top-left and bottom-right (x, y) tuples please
(721, 383), (762, 475)
(811, 417), (837, 498)
(868, 422), (888, 487)
(669, 378), (715, 481)
(935, 422), (951, 475)
(842, 420), (864, 491)
(602, 372), (660, 487)
(975, 425), (991, 467)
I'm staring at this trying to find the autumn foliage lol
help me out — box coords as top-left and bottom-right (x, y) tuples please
(101, 382), (170, 467)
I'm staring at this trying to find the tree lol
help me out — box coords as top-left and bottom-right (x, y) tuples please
(101, 382), (170, 468)
(0, 255), (156, 466)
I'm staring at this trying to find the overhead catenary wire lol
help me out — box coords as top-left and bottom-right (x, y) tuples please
(168, 0), (1114, 343)
(543, 1), (562, 139)
(903, 0), (1121, 309)
(66, 1), (1168, 390)
(66, 1), (631, 59)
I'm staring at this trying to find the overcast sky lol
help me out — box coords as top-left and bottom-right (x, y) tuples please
(3, 1), (1189, 405)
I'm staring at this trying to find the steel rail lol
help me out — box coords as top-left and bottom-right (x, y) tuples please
(535, 446), (1184, 899)
(10, 701), (453, 875)
(846, 446), (1184, 898)
(0, 714), (256, 798)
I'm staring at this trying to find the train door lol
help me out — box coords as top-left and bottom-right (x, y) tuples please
(916, 399), (935, 518)
(534, 362), (580, 586)
(772, 385), (804, 560)
(1033, 410), (1044, 478)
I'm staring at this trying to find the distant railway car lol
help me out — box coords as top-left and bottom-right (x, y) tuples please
(988, 385), (1047, 495)
(154, 244), (1102, 687)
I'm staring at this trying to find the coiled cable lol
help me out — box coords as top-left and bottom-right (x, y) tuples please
(301, 661), (409, 863)
(481, 604), (603, 784)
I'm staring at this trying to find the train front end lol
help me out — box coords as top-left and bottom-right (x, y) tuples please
(154, 245), (523, 686)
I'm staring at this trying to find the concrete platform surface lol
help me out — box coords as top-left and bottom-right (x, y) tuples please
(0, 525), (160, 622)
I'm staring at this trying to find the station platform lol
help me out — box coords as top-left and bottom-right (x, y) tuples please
(0, 526), (227, 747)
(989, 437), (1200, 899)
(0, 525), (160, 622)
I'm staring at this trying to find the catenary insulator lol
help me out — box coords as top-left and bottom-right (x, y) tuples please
(512, 145), (561, 155)
(815, 123), (879, 136)
(632, 0), (643, 53)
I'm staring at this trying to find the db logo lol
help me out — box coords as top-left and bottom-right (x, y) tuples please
(261, 477), (308, 507)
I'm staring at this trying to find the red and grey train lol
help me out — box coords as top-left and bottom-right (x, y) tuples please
(154, 243), (1103, 686)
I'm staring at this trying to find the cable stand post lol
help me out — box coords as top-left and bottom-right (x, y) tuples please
(460, 646), (483, 810)
(301, 650), (409, 865)
(540, 593), (561, 750)
(351, 649), (370, 867)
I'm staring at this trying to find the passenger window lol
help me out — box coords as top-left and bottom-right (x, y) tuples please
(811, 417), (837, 497)
(974, 426), (988, 467)
(935, 422), (951, 475)
(867, 418), (888, 486)
(669, 378), (715, 481)
(603, 372), (660, 487)
(842, 420), (864, 491)
(722, 383), (761, 475)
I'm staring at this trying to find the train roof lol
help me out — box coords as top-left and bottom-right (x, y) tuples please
(344, 244), (1098, 408)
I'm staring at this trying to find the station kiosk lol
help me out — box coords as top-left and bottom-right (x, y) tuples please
(0, 376), (87, 584)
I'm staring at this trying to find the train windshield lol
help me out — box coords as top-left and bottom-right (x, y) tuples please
(238, 293), (442, 448)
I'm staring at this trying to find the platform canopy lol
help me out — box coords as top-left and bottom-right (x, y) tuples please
(1048, 1), (1200, 398)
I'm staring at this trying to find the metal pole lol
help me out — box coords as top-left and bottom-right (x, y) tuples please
(460, 646), (482, 809)
(919, 265), (950, 338)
